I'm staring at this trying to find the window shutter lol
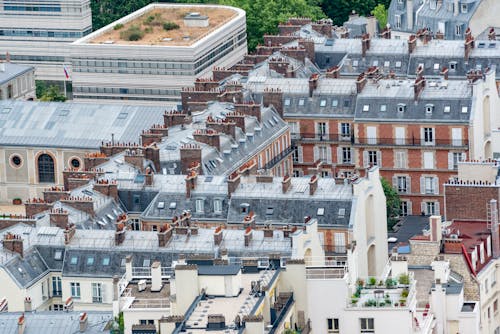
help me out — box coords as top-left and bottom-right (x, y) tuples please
(363, 150), (368, 167)
(408, 201), (413, 215)
(421, 202), (427, 215)
(435, 202), (440, 216)
(325, 122), (330, 140)
(298, 146), (303, 163)
(407, 176), (411, 194)
(313, 146), (319, 161)
(327, 147), (332, 163)
(337, 147), (342, 164)
(338, 123), (342, 140)
(395, 151), (401, 168)
(461, 152), (467, 161)
(420, 127), (425, 145)
(420, 176), (425, 194)
(101, 284), (106, 303)
(433, 177), (439, 195)
(351, 148), (356, 164)
(377, 151), (382, 167)
(392, 176), (398, 189)
(448, 152), (454, 170)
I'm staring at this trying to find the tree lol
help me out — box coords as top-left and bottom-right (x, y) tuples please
(371, 4), (388, 30)
(321, 0), (391, 26)
(381, 177), (401, 230)
(35, 81), (47, 99)
(39, 85), (67, 102)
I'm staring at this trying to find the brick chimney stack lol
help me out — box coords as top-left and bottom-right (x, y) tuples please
(440, 67), (449, 80)
(193, 129), (221, 151)
(262, 88), (284, 118)
(356, 73), (367, 93)
(214, 226), (223, 246)
(185, 170), (198, 198)
(180, 144), (202, 175)
(361, 33), (371, 57)
(3, 233), (23, 257)
(282, 175), (291, 193)
(227, 172), (241, 198)
(464, 28), (475, 61)
(408, 35), (417, 54)
(308, 73), (319, 98)
(49, 208), (69, 229)
(309, 174), (318, 195)
(115, 222), (126, 246)
(414, 66), (426, 101)
(326, 66), (340, 79)
(489, 28), (496, 41)
(64, 223), (76, 245)
(490, 199), (500, 258)
(158, 224), (173, 247)
(244, 227), (253, 247)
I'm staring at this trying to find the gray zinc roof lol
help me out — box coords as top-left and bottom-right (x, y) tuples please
(0, 311), (113, 334)
(0, 63), (33, 85)
(0, 100), (164, 149)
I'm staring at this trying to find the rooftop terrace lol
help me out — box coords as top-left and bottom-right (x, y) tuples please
(85, 4), (239, 46)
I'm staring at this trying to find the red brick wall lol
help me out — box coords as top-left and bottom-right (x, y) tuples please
(445, 185), (500, 221)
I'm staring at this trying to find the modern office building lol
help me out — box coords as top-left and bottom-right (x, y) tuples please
(0, 0), (92, 84)
(70, 3), (247, 104)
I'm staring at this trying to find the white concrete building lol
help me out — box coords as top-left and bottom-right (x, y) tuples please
(0, 62), (35, 100)
(0, 0), (92, 84)
(70, 3), (247, 104)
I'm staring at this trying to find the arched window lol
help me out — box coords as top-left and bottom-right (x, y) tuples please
(38, 154), (55, 183)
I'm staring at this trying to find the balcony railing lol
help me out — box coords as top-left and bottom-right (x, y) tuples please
(268, 293), (294, 334)
(292, 133), (468, 148)
(264, 146), (294, 170)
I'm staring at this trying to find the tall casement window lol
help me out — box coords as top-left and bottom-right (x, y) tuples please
(38, 154), (55, 183)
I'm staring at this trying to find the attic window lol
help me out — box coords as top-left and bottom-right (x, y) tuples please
(298, 98), (305, 106)
(384, 61), (390, 67)
(54, 250), (62, 260)
(395, 61), (402, 68)
(117, 112), (128, 119)
(433, 63), (440, 71)
(240, 203), (250, 214)
(425, 104), (434, 114)
(70, 256), (78, 265)
(284, 98), (291, 106)
(380, 105), (387, 112)
(320, 99), (327, 107)
(461, 106), (468, 113)
(363, 105), (370, 112)
(58, 109), (70, 116)
(338, 208), (346, 218)
(102, 257), (110, 266)
(449, 62), (457, 71)
(121, 258), (126, 267)
(332, 100), (338, 107)
(397, 104), (406, 112)
(372, 60), (379, 67)
(157, 201), (165, 209)
(169, 202), (176, 209)
(266, 207), (274, 215)
(1, 107), (11, 114)
(143, 259), (150, 267)
(444, 106), (450, 113)
(418, 63), (424, 70)
(317, 208), (325, 216)
(352, 60), (359, 67)
(87, 257), (95, 265)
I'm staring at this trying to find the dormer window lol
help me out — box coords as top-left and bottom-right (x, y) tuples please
(397, 103), (406, 113)
(449, 61), (457, 71)
(425, 104), (434, 114)
(430, 0), (436, 10)
(380, 104), (387, 112)
(461, 4), (467, 13)
(433, 63), (440, 71)
(363, 105), (370, 112)
(461, 106), (468, 113)
(395, 61), (402, 68)
(372, 60), (379, 67)
(332, 99), (338, 107)
(352, 60), (359, 67)
(444, 106), (450, 113)
(384, 61), (390, 67)
(284, 98), (291, 106)
(298, 98), (305, 106)
(320, 99), (327, 107)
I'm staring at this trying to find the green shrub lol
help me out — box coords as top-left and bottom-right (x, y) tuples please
(401, 289), (409, 298)
(385, 278), (395, 288)
(113, 23), (124, 30)
(144, 27), (152, 33)
(368, 277), (377, 286)
(144, 13), (164, 26)
(163, 21), (180, 31)
(120, 25), (144, 41)
(399, 274), (410, 285)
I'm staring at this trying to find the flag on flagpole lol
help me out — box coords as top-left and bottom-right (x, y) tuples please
(63, 66), (70, 79)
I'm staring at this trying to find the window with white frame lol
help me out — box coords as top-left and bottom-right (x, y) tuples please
(424, 201), (439, 215)
(455, 25), (462, 36)
(423, 152), (434, 169)
(320, 99), (327, 107)
(292, 146), (303, 163)
(422, 127), (435, 145)
(316, 145), (330, 163)
(395, 127), (405, 145)
(341, 147), (352, 164)
(360, 318), (374, 333)
(364, 150), (381, 166)
(449, 152), (466, 169)
(332, 99), (339, 107)
(52, 277), (62, 296)
(396, 176), (409, 194)
(92, 283), (103, 303)
(284, 98), (291, 106)
(394, 151), (407, 168)
(423, 176), (438, 194)
(195, 199), (204, 213)
(288, 121), (299, 138)
(327, 318), (340, 333)
(317, 122), (328, 139)
(461, 3), (467, 13)
(213, 199), (222, 213)
(298, 98), (305, 106)
(425, 104), (434, 114)
(340, 123), (351, 138)
(70, 282), (80, 298)
(400, 201), (411, 216)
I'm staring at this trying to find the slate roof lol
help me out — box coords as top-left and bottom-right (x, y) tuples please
(0, 100), (164, 149)
(2, 248), (49, 288)
(0, 312), (113, 334)
(198, 264), (240, 275)
(0, 63), (33, 85)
